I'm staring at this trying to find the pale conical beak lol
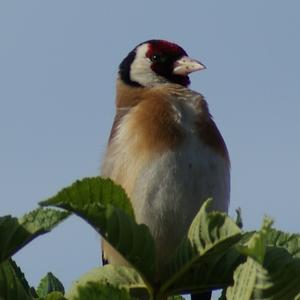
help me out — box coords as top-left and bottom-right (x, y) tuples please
(173, 56), (206, 76)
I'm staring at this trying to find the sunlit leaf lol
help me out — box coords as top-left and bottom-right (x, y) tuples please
(67, 265), (149, 300)
(237, 217), (273, 264)
(227, 218), (300, 300)
(40, 177), (133, 218)
(161, 199), (242, 295)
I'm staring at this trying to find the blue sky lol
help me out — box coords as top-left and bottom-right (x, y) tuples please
(1, 1), (300, 298)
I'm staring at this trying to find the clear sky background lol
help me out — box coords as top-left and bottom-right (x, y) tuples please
(1, 1), (300, 299)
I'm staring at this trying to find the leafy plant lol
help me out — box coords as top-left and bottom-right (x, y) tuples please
(1, 177), (300, 300)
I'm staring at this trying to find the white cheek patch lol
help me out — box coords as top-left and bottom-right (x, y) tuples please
(130, 43), (167, 87)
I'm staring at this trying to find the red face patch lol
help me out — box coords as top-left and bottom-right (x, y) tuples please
(145, 40), (188, 61)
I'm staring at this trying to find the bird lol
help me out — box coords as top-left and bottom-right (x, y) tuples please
(101, 39), (230, 300)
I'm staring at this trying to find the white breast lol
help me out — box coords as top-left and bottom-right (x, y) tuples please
(101, 96), (230, 270)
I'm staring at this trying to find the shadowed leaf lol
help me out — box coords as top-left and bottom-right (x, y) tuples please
(266, 228), (300, 258)
(40, 177), (155, 281)
(0, 208), (69, 263)
(235, 207), (243, 229)
(0, 259), (33, 300)
(37, 272), (65, 297)
(44, 291), (68, 300)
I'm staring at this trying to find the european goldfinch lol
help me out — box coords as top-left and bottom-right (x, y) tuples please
(101, 40), (230, 300)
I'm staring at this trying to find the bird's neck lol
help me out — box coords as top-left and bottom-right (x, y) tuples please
(115, 79), (145, 109)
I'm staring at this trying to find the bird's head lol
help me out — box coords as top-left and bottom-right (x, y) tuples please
(119, 39), (205, 88)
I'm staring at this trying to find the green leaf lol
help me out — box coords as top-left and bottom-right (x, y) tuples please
(0, 208), (69, 263)
(40, 177), (134, 218)
(73, 282), (134, 300)
(235, 207), (243, 229)
(67, 265), (149, 300)
(44, 291), (68, 300)
(266, 228), (300, 258)
(226, 257), (256, 300)
(40, 177), (156, 281)
(37, 272), (65, 297)
(173, 246), (244, 295)
(167, 295), (185, 300)
(237, 217), (273, 264)
(0, 259), (33, 300)
(227, 218), (300, 299)
(227, 248), (300, 300)
(161, 199), (242, 295)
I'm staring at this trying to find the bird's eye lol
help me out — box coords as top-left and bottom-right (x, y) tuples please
(150, 54), (160, 62)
